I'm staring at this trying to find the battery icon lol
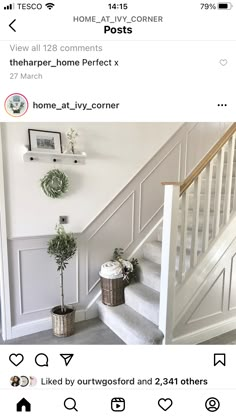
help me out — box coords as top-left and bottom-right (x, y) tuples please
(217, 2), (233, 8)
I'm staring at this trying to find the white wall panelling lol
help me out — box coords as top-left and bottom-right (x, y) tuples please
(174, 214), (236, 344)
(8, 237), (79, 327)
(1, 122), (233, 339)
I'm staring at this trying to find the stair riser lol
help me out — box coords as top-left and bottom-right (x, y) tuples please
(143, 242), (162, 266)
(143, 241), (194, 270)
(144, 239), (203, 272)
(179, 194), (234, 212)
(178, 210), (225, 228)
(156, 226), (212, 250)
(97, 301), (163, 345)
(138, 266), (161, 292)
(124, 288), (159, 325)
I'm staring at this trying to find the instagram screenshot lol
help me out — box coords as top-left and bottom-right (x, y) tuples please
(0, 0), (235, 417)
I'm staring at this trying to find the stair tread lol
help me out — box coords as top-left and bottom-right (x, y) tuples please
(97, 299), (163, 344)
(125, 282), (160, 303)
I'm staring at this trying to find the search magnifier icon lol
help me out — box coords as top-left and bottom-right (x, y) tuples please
(64, 398), (78, 412)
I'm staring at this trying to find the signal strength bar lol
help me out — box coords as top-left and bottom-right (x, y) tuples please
(4, 3), (14, 9)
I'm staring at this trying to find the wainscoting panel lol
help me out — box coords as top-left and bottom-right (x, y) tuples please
(187, 270), (225, 324)
(8, 238), (78, 326)
(174, 216), (236, 343)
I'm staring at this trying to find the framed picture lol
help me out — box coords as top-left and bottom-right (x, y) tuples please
(28, 129), (62, 154)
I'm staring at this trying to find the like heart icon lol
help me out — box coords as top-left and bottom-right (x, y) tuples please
(219, 59), (228, 66)
(9, 353), (24, 366)
(158, 398), (173, 411)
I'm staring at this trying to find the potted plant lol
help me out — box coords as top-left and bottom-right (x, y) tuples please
(112, 248), (138, 285)
(48, 224), (77, 337)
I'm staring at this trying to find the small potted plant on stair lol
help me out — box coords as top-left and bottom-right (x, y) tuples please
(48, 224), (77, 337)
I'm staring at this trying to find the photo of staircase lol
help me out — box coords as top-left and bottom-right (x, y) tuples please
(1, 122), (236, 345)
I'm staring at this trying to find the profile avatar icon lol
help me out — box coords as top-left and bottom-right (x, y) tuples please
(205, 397), (220, 412)
(10, 376), (20, 387)
(4, 93), (29, 117)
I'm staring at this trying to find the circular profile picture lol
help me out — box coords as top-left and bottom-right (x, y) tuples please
(4, 93), (29, 117)
(29, 376), (37, 387)
(20, 376), (29, 387)
(10, 376), (20, 387)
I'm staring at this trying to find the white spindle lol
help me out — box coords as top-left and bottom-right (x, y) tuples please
(213, 147), (224, 238)
(190, 175), (201, 268)
(178, 190), (189, 283)
(159, 184), (180, 344)
(224, 135), (235, 223)
(202, 161), (213, 252)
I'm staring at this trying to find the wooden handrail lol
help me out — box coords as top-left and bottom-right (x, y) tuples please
(162, 123), (236, 195)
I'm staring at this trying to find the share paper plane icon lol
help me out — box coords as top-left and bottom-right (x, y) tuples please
(60, 354), (74, 366)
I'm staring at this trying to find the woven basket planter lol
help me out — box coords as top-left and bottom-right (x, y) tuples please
(100, 276), (124, 306)
(51, 306), (75, 337)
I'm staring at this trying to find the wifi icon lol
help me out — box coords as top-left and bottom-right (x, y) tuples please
(45, 2), (55, 9)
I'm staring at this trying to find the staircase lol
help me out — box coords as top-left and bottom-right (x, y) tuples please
(98, 124), (236, 344)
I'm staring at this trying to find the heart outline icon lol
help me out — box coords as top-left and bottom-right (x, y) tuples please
(219, 59), (228, 66)
(9, 353), (24, 366)
(158, 398), (173, 411)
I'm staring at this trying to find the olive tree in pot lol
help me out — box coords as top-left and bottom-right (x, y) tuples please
(48, 224), (77, 337)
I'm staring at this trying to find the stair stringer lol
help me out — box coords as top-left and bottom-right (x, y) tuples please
(172, 213), (236, 344)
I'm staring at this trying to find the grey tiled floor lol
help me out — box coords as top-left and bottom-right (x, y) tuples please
(0, 318), (124, 345)
(1, 318), (236, 345)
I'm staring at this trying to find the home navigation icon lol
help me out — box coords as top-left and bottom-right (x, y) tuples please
(16, 398), (31, 412)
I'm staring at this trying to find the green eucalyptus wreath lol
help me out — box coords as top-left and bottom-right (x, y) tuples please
(40, 169), (69, 198)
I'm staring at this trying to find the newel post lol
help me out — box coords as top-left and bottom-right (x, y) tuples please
(159, 183), (180, 344)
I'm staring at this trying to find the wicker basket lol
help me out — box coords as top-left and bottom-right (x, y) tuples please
(100, 276), (124, 306)
(51, 306), (75, 337)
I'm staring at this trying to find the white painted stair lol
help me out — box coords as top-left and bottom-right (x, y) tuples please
(98, 139), (236, 344)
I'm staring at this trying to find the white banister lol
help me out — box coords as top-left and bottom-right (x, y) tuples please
(224, 135), (235, 223)
(160, 127), (236, 346)
(159, 184), (180, 344)
(190, 175), (201, 268)
(202, 161), (213, 252)
(213, 147), (224, 238)
(178, 190), (189, 283)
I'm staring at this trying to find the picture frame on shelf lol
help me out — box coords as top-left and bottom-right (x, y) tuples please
(28, 129), (62, 154)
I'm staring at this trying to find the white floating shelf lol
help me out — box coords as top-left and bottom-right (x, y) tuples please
(23, 150), (87, 165)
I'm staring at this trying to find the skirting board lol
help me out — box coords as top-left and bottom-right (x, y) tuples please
(171, 316), (236, 345)
(9, 291), (101, 341)
(9, 305), (99, 341)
